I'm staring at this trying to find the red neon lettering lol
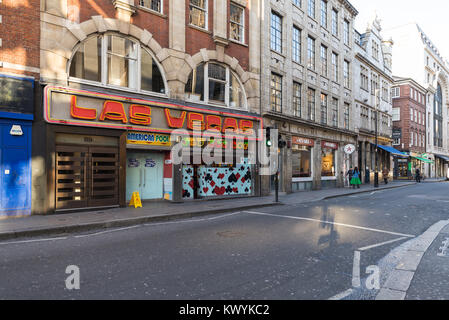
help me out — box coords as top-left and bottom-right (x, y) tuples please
(164, 109), (187, 128)
(222, 118), (238, 133)
(99, 101), (128, 123)
(187, 113), (205, 131)
(129, 105), (151, 126)
(206, 115), (222, 132)
(70, 96), (97, 120)
(239, 119), (254, 135)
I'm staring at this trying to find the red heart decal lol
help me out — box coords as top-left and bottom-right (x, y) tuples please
(218, 174), (225, 179)
(213, 186), (226, 195)
(203, 187), (209, 193)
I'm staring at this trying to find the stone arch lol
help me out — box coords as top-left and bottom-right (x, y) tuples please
(41, 15), (166, 85)
(435, 71), (449, 105)
(181, 49), (257, 102)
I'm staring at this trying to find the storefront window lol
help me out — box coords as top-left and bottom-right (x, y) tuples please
(292, 146), (312, 178)
(321, 149), (335, 177)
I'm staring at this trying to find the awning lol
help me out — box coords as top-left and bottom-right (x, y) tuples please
(435, 154), (449, 162)
(411, 155), (434, 164)
(376, 145), (409, 157)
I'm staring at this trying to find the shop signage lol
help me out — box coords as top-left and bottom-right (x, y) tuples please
(44, 86), (262, 139)
(182, 137), (249, 150)
(127, 132), (171, 146)
(292, 136), (314, 146)
(344, 144), (356, 155)
(392, 128), (402, 139)
(10, 125), (23, 136)
(0, 75), (34, 114)
(322, 141), (338, 150)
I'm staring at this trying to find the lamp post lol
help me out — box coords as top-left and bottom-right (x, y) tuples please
(374, 89), (380, 188)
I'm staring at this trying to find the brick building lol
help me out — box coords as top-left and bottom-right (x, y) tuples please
(0, 0), (40, 217)
(33, 0), (262, 214)
(385, 23), (449, 179)
(391, 77), (430, 179)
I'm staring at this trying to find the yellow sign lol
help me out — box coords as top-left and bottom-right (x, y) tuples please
(127, 132), (171, 146)
(129, 192), (142, 208)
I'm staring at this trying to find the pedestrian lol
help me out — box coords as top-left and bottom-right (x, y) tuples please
(346, 167), (354, 188)
(351, 167), (362, 189)
(415, 167), (421, 183)
(382, 167), (389, 185)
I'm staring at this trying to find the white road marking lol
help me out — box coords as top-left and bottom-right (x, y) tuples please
(0, 236), (68, 246)
(143, 212), (243, 227)
(244, 211), (415, 238)
(352, 251), (361, 288)
(358, 237), (409, 251)
(74, 225), (140, 238)
(75, 213), (244, 238)
(328, 288), (354, 300)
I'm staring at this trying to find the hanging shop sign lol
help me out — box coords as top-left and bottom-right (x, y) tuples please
(44, 86), (262, 139)
(292, 136), (315, 147)
(322, 141), (339, 150)
(344, 144), (356, 155)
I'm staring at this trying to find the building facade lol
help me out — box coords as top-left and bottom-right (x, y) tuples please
(391, 77), (430, 179)
(261, 0), (359, 194)
(386, 23), (449, 179)
(0, 0), (40, 217)
(33, 0), (262, 214)
(353, 17), (394, 184)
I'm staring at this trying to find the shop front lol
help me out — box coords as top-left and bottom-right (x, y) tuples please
(291, 136), (314, 191)
(320, 141), (339, 189)
(42, 86), (262, 212)
(0, 74), (34, 218)
(434, 154), (449, 179)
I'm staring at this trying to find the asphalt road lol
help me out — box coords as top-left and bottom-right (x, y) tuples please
(1, 182), (448, 300)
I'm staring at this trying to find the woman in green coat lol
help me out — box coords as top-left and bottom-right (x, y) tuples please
(351, 167), (362, 189)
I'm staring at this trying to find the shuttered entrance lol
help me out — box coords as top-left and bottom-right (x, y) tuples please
(55, 145), (119, 210)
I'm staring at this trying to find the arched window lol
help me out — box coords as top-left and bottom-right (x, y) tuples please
(69, 34), (166, 94)
(185, 62), (246, 109)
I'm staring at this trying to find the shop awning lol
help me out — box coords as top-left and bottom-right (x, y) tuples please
(376, 145), (409, 157)
(411, 155), (434, 164)
(435, 154), (449, 162)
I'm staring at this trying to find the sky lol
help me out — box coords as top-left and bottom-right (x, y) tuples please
(350, 0), (449, 60)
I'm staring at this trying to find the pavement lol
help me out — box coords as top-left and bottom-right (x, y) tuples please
(376, 219), (449, 300)
(0, 179), (443, 242)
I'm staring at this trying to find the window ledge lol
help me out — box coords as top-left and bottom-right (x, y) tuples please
(137, 5), (167, 18)
(188, 24), (211, 34)
(321, 176), (337, 180)
(292, 177), (313, 182)
(68, 77), (169, 99)
(228, 39), (248, 47)
(185, 97), (248, 112)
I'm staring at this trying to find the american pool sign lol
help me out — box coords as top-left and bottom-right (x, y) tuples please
(127, 132), (171, 146)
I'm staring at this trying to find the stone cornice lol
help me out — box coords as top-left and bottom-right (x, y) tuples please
(339, 0), (359, 17)
(263, 111), (358, 137)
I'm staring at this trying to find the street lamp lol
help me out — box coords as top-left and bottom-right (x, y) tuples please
(374, 89), (380, 188)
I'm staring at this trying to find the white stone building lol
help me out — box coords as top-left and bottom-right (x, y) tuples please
(260, 0), (359, 193)
(353, 17), (394, 183)
(385, 23), (449, 179)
